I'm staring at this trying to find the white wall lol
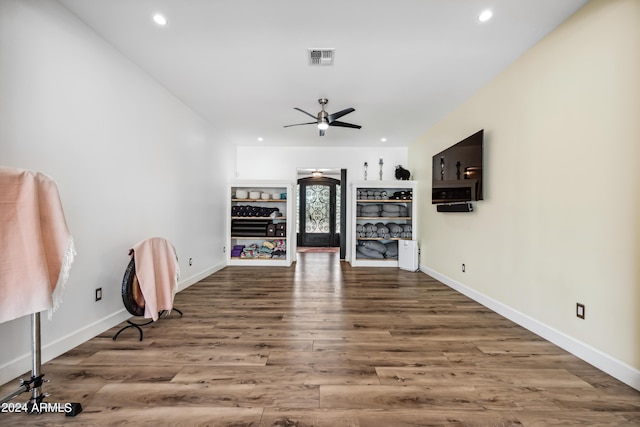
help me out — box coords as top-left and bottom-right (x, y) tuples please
(236, 146), (408, 183)
(409, 0), (640, 389)
(236, 145), (409, 260)
(0, 0), (230, 384)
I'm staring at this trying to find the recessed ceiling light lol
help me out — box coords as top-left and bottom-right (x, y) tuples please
(381, 138), (387, 142)
(257, 137), (263, 142)
(478, 10), (493, 22)
(153, 14), (168, 26)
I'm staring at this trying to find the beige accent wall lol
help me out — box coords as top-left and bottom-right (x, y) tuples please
(409, 0), (640, 372)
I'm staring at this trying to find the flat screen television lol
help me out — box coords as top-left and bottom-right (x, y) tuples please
(432, 129), (484, 204)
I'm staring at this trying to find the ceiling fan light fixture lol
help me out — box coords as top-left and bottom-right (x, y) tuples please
(317, 119), (329, 130)
(317, 107), (329, 130)
(153, 14), (168, 26)
(478, 10), (493, 22)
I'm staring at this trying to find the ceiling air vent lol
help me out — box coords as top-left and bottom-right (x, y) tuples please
(308, 49), (334, 66)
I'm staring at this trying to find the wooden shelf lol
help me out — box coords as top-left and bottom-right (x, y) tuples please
(231, 236), (287, 240)
(356, 237), (411, 241)
(356, 217), (411, 220)
(232, 198), (286, 202)
(357, 199), (412, 203)
(231, 216), (286, 220)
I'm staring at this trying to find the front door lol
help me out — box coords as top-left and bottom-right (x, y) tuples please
(298, 177), (339, 247)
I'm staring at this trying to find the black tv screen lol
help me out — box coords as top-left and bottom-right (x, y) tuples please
(432, 129), (484, 204)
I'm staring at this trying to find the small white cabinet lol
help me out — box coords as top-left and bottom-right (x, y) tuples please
(227, 180), (293, 266)
(349, 180), (417, 267)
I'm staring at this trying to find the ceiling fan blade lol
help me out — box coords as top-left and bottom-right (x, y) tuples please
(329, 120), (361, 129)
(283, 121), (317, 128)
(294, 107), (318, 120)
(328, 107), (355, 122)
(319, 128), (325, 137)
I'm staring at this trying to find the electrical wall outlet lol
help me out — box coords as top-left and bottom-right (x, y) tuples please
(576, 303), (585, 319)
(461, 263), (466, 273)
(188, 258), (193, 266)
(95, 288), (102, 301)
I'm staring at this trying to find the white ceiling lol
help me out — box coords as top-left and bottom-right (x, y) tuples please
(58, 0), (589, 148)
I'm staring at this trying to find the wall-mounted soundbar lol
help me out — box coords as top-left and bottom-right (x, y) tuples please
(436, 203), (473, 213)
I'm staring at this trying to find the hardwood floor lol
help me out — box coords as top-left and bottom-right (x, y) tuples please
(2, 252), (639, 426)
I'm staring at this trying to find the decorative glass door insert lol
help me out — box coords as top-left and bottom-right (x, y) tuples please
(306, 184), (330, 233)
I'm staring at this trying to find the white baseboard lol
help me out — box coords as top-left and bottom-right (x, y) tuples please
(0, 309), (130, 386)
(0, 263), (226, 386)
(177, 262), (225, 292)
(421, 266), (640, 391)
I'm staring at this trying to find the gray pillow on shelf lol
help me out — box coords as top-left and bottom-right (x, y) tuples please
(362, 240), (387, 254)
(382, 204), (401, 213)
(384, 241), (399, 258)
(356, 245), (384, 259)
(361, 204), (381, 214)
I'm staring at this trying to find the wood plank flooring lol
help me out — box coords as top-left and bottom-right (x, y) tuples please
(1, 252), (639, 426)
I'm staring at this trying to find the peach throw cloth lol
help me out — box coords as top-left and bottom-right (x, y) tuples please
(0, 167), (76, 324)
(131, 237), (179, 321)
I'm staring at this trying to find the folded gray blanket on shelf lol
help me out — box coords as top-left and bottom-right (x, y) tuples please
(387, 223), (402, 233)
(362, 240), (387, 253)
(356, 245), (384, 258)
(380, 204), (409, 217)
(356, 222), (398, 239)
(382, 204), (401, 213)
(375, 223), (389, 235)
(357, 189), (391, 200)
(385, 241), (399, 258)
(355, 240), (399, 259)
(363, 223), (377, 233)
(359, 203), (410, 216)
(360, 204), (381, 214)
(380, 222), (411, 238)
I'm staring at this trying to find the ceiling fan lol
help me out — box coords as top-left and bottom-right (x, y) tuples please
(284, 98), (361, 136)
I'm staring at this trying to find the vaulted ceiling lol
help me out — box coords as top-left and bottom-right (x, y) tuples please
(58, 0), (589, 147)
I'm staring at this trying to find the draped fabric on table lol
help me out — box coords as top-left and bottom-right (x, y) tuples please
(130, 237), (179, 321)
(0, 167), (76, 324)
